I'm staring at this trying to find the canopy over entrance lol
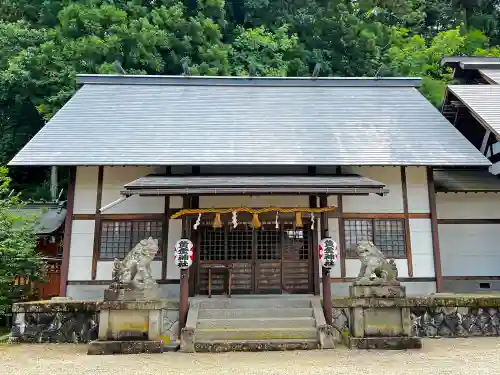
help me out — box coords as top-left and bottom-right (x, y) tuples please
(99, 174), (389, 213)
(121, 174), (389, 196)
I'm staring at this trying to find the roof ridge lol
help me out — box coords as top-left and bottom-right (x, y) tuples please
(76, 74), (422, 88)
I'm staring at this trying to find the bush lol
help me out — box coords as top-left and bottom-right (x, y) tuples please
(0, 167), (44, 318)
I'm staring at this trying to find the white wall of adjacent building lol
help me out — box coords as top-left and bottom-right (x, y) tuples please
(437, 193), (500, 278)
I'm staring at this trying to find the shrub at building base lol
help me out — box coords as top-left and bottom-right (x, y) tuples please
(0, 167), (44, 323)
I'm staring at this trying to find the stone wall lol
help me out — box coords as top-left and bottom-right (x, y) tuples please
(332, 295), (500, 339)
(11, 301), (99, 343)
(10, 300), (179, 344)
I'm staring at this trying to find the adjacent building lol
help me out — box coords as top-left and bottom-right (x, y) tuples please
(436, 57), (500, 292)
(8, 72), (499, 299)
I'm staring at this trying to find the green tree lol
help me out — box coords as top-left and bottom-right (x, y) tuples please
(0, 167), (44, 318)
(387, 27), (493, 106)
(1, 1), (232, 120)
(230, 25), (303, 76)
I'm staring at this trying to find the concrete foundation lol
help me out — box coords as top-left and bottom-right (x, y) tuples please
(349, 337), (423, 349)
(87, 340), (165, 355)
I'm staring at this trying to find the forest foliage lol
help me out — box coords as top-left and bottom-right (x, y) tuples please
(1, 0), (500, 196)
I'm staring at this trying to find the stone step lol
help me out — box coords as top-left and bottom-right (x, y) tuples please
(198, 307), (314, 319)
(196, 298), (313, 310)
(195, 327), (318, 341)
(194, 339), (319, 352)
(197, 317), (317, 329)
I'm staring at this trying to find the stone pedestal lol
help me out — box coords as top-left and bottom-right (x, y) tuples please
(348, 285), (422, 350)
(88, 300), (179, 355)
(103, 281), (159, 302)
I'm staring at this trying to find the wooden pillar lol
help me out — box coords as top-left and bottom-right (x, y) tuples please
(161, 196), (170, 280)
(309, 195), (320, 295)
(338, 195), (346, 278)
(161, 166), (171, 281)
(189, 195), (199, 297)
(401, 167), (413, 277)
(319, 195), (333, 325)
(91, 166), (104, 280)
(178, 196), (191, 336)
(426, 167), (443, 292)
(59, 167), (76, 297)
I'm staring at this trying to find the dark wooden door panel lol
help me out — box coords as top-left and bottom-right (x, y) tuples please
(231, 262), (253, 293)
(282, 260), (310, 293)
(256, 261), (281, 293)
(198, 265), (225, 295)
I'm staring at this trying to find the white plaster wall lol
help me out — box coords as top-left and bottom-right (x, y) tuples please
(101, 166), (165, 214)
(342, 167), (404, 213)
(406, 167), (429, 213)
(199, 195), (310, 208)
(436, 193), (500, 219)
(439, 224), (500, 276)
(68, 220), (95, 281)
(73, 167), (98, 214)
(96, 260), (162, 280)
(170, 196), (183, 209)
(327, 195), (339, 206)
(166, 219), (182, 280)
(409, 219), (435, 277)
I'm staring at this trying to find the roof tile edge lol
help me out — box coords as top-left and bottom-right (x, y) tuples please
(76, 74), (422, 87)
(441, 56), (500, 68)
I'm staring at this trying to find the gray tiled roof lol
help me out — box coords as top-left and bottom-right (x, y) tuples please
(441, 56), (500, 66)
(122, 174), (388, 196)
(448, 85), (500, 137)
(9, 75), (490, 167)
(480, 69), (500, 84)
(11, 204), (67, 235)
(434, 168), (500, 192)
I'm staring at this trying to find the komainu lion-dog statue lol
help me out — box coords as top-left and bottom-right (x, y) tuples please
(104, 237), (160, 300)
(354, 240), (399, 286)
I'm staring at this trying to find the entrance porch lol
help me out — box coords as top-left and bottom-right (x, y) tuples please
(114, 173), (389, 297)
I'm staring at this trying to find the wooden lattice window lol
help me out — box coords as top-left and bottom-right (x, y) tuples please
(199, 225), (253, 261)
(199, 227), (225, 261)
(283, 221), (310, 261)
(256, 224), (281, 260)
(198, 222), (312, 262)
(99, 220), (163, 260)
(227, 227), (252, 260)
(344, 219), (406, 259)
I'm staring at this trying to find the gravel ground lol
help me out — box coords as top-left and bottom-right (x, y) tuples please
(1, 338), (499, 375)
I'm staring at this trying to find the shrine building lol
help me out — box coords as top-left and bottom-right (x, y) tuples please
(9, 71), (500, 299)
